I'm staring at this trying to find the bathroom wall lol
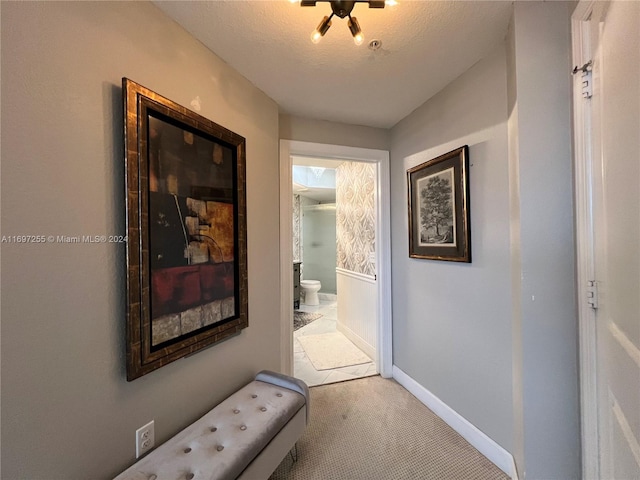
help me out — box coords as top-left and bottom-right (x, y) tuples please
(336, 162), (376, 277)
(335, 161), (377, 359)
(301, 199), (337, 294)
(293, 194), (302, 262)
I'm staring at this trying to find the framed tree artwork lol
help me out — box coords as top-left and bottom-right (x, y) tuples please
(407, 146), (470, 262)
(123, 78), (248, 380)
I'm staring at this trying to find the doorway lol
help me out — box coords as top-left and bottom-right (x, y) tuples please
(292, 157), (378, 386)
(279, 140), (392, 381)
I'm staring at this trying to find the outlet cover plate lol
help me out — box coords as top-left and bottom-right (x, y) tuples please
(135, 420), (155, 458)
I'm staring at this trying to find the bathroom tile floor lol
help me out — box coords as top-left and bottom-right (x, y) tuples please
(294, 296), (377, 387)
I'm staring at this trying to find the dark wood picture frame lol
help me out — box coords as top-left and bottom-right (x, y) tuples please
(407, 146), (470, 262)
(123, 78), (248, 380)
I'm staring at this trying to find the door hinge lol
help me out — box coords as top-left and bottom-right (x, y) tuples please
(573, 61), (593, 99)
(587, 280), (598, 309)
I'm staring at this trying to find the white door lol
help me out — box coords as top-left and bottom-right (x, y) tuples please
(574, 1), (640, 478)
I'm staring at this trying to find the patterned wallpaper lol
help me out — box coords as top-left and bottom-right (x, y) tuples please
(336, 162), (376, 277)
(293, 194), (302, 262)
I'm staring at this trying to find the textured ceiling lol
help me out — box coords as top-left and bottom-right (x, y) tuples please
(154, 1), (513, 128)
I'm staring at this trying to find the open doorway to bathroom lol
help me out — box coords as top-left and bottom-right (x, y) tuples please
(292, 158), (377, 386)
(279, 140), (392, 386)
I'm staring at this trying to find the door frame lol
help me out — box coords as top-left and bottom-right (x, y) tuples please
(279, 139), (393, 378)
(571, 1), (599, 478)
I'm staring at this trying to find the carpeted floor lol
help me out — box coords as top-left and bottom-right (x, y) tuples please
(294, 311), (323, 331)
(270, 375), (510, 480)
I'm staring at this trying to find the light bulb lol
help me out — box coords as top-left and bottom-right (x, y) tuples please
(354, 33), (364, 45)
(311, 30), (323, 43)
(385, 0), (398, 6)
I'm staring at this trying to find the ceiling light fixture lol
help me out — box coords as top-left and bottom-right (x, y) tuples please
(298, 0), (395, 45)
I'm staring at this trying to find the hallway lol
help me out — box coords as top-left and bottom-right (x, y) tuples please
(270, 375), (509, 480)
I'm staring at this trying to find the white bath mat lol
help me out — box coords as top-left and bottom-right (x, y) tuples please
(298, 332), (371, 371)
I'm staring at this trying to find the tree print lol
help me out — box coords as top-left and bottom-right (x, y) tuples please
(419, 170), (454, 243)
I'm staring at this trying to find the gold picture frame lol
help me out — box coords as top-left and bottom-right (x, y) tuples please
(123, 78), (248, 380)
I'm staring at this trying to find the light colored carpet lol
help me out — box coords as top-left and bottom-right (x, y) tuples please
(293, 311), (323, 331)
(270, 375), (510, 480)
(297, 332), (371, 370)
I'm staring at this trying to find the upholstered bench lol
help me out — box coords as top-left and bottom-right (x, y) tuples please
(115, 371), (309, 480)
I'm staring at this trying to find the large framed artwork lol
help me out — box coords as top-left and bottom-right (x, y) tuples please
(407, 146), (470, 262)
(123, 78), (248, 380)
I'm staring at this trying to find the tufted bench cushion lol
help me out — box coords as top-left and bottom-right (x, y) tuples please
(115, 371), (309, 480)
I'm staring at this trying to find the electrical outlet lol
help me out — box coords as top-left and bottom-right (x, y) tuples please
(135, 420), (155, 458)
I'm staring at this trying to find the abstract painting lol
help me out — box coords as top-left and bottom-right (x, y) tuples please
(123, 78), (248, 380)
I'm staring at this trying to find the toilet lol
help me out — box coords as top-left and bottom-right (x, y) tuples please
(300, 280), (321, 306)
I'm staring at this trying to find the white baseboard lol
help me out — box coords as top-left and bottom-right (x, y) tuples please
(318, 292), (337, 302)
(392, 366), (518, 480)
(337, 321), (376, 360)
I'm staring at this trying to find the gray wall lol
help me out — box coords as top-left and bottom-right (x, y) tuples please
(1, 2), (281, 479)
(280, 113), (390, 151)
(508, 3), (580, 478)
(390, 3), (580, 478)
(390, 44), (514, 452)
